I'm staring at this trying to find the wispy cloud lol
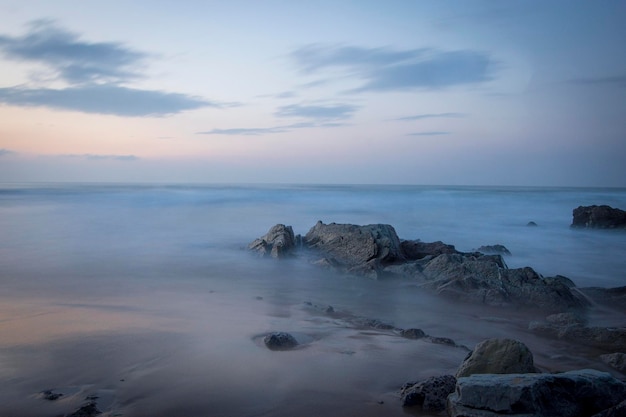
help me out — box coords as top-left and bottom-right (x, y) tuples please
(0, 20), (146, 85)
(407, 131), (451, 136)
(0, 85), (220, 117)
(61, 153), (139, 161)
(0, 21), (233, 117)
(568, 75), (626, 87)
(289, 44), (495, 93)
(394, 112), (466, 121)
(275, 103), (358, 120)
(197, 121), (346, 136)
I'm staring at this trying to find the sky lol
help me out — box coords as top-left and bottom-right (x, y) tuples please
(0, 1), (625, 186)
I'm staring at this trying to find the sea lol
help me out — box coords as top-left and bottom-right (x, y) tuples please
(0, 183), (625, 416)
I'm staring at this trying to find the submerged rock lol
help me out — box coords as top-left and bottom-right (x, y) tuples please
(248, 224), (297, 258)
(456, 338), (536, 378)
(600, 352), (626, 374)
(572, 205), (626, 229)
(263, 332), (299, 350)
(401, 375), (456, 411)
(447, 369), (626, 417)
(474, 244), (512, 255)
(68, 400), (102, 417)
(399, 328), (426, 339)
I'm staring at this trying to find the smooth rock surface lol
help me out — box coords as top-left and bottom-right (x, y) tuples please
(456, 338), (536, 378)
(447, 369), (626, 417)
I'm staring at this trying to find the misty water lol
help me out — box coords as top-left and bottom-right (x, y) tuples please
(1, 184), (625, 416)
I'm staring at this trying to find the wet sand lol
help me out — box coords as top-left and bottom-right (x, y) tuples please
(1, 261), (623, 417)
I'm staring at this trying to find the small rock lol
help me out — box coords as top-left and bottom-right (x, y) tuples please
(527, 221), (538, 226)
(401, 375), (456, 411)
(263, 332), (299, 350)
(400, 328), (426, 339)
(68, 401), (101, 417)
(41, 390), (63, 401)
(474, 244), (512, 256)
(600, 352), (626, 374)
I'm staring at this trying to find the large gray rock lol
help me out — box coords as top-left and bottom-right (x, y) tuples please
(447, 369), (626, 417)
(400, 375), (456, 411)
(414, 254), (585, 312)
(456, 338), (536, 378)
(303, 221), (404, 274)
(248, 224), (297, 258)
(572, 205), (626, 229)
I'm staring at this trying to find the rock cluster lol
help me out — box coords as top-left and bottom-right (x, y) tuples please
(401, 338), (626, 417)
(249, 222), (587, 313)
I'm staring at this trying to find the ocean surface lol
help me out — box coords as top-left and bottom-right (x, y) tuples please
(0, 183), (625, 416)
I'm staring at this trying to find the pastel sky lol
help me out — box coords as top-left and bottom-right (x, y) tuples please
(0, 1), (625, 186)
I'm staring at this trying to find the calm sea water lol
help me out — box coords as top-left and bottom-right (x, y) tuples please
(0, 183), (625, 416)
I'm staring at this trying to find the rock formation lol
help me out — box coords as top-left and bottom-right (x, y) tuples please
(572, 205), (626, 229)
(401, 375), (457, 411)
(248, 224), (297, 258)
(455, 338), (537, 378)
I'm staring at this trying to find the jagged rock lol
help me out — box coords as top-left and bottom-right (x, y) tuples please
(600, 353), (626, 374)
(456, 338), (536, 378)
(263, 332), (299, 350)
(474, 244), (512, 256)
(572, 205), (626, 229)
(401, 375), (456, 411)
(400, 239), (460, 260)
(248, 224), (296, 258)
(529, 322), (626, 352)
(303, 221), (404, 274)
(399, 328), (426, 339)
(417, 254), (584, 312)
(447, 369), (626, 417)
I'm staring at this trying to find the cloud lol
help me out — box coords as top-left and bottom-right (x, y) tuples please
(568, 75), (626, 87)
(61, 153), (139, 161)
(0, 21), (235, 117)
(0, 20), (145, 84)
(0, 84), (225, 117)
(197, 121), (347, 136)
(275, 103), (358, 120)
(289, 44), (494, 93)
(394, 112), (466, 121)
(407, 131), (451, 136)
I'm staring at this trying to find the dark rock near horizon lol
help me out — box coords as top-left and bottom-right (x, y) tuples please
(263, 332), (299, 350)
(248, 224), (297, 258)
(456, 338), (536, 378)
(474, 244), (512, 256)
(572, 205), (626, 229)
(527, 221), (538, 226)
(447, 369), (626, 417)
(401, 375), (456, 411)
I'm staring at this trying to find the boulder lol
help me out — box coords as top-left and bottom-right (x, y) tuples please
(416, 254), (584, 312)
(303, 221), (404, 274)
(572, 205), (626, 229)
(456, 338), (536, 378)
(248, 224), (297, 258)
(447, 369), (626, 417)
(400, 375), (456, 411)
(600, 353), (626, 374)
(263, 332), (299, 350)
